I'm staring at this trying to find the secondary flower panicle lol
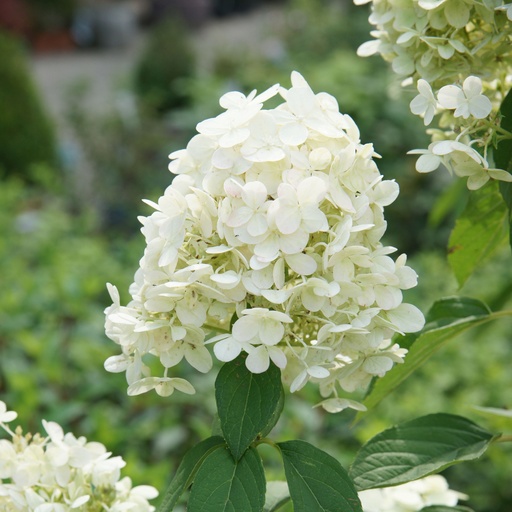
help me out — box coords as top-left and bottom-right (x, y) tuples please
(358, 475), (467, 512)
(0, 400), (158, 511)
(355, 0), (511, 88)
(104, 72), (425, 412)
(356, 0), (512, 189)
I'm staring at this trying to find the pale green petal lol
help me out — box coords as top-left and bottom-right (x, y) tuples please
(213, 337), (242, 362)
(463, 76), (483, 97)
(418, 0), (446, 9)
(375, 285), (402, 310)
(302, 287), (324, 312)
(362, 355), (394, 376)
(437, 85), (463, 109)
(468, 95), (492, 119)
(71, 496), (91, 508)
(445, 0), (470, 28)
(219, 91), (247, 109)
(127, 378), (159, 396)
(169, 378), (196, 395)
(279, 122), (309, 146)
(454, 103), (471, 119)
(286, 86), (316, 117)
(357, 40), (380, 57)
(397, 31), (416, 45)
(285, 253), (317, 275)
(242, 180), (267, 207)
(410, 94), (429, 115)
(297, 176), (327, 204)
(265, 310), (294, 323)
(290, 70), (309, 88)
(104, 355), (131, 373)
(301, 206), (328, 233)
(488, 169), (512, 182)
(254, 234), (280, 260)
(387, 303), (425, 333)
(160, 348), (184, 369)
(279, 230), (309, 255)
(415, 154), (441, 173)
(307, 366), (330, 379)
(268, 346), (287, 369)
(46, 445), (69, 467)
(211, 271), (240, 287)
(42, 420), (64, 442)
(467, 173), (490, 190)
(176, 300), (207, 327)
(372, 180), (399, 207)
(275, 203), (300, 234)
(273, 257), (285, 288)
(247, 213), (269, 237)
(246, 345), (270, 374)
(260, 319), (284, 345)
(185, 344), (212, 373)
(290, 369), (308, 393)
(233, 317), (258, 342)
(315, 398), (367, 413)
(261, 289), (292, 304)
(391, 55), (415, 75)
(227, 206), (253, 228)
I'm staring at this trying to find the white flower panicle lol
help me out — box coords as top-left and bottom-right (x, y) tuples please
(104, 72), (425, 412)
(359, 475), (467, 512)
(356, 0), (512, 189)
(356, 0), (511, 87)
(0, 400), (158, 511)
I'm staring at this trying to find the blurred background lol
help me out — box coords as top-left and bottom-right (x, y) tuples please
(0, 0), (511, 510)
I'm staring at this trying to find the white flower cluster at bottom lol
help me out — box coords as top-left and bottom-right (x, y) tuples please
(359, 475), (467, 512)
(0, 401), (158, 512)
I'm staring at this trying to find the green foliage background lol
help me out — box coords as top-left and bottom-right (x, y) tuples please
(0, 1), (511, 511)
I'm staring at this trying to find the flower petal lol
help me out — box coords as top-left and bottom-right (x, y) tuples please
(214, 336), (243, 362)
(245, 345), (270, 373)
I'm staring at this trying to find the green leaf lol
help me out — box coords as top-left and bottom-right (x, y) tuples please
(494, 88), (512, 173)
(447, 181), (508, 287)
(263, 481), (290, 512)
(278, 440), (363, 512)
(157, 436), (225, 512)
(419, 507), (474, 512)
(349, 413), (496, 491)
(359, 297), (491, 415)
(216, 355), (283, 460)
(423, 296), (491, 327)
(499, 180), (512, 251)
(188, 446), (266, 512)
(211, 414), (223, 436)
(260, 383), (285, 438)
(494, 88), (512, 251)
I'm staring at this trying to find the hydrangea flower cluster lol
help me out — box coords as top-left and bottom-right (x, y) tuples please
(104, 72), (424, 412)
(355, 0), (512, 189)
(0, 401), (158, 511)
(358, 475), (467, 512)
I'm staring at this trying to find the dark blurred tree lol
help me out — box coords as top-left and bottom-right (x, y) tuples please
(134, 16), (196, 114)
(25, 0), (74, 31)
(0, 30), (58, 181)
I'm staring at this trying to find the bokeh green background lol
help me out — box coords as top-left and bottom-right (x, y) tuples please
(1, 1), (511, 510)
